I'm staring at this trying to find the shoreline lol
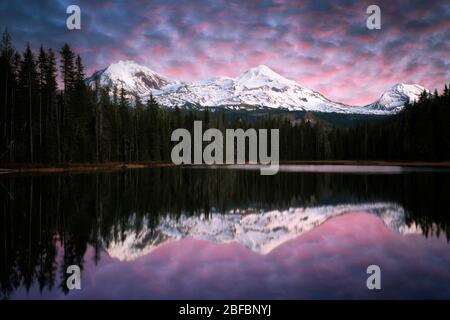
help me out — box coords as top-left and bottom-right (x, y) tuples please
(0, 162), (175, 175)
(2, 160), (450, 175)
(280, 160), (450, 167)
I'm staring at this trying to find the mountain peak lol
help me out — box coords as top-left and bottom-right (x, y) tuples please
(237, 64), (297, 90)
(386, 83), (427, 99)
(390, 83), (426, 94)
(240, 64), (282, 78)
(249, 64), (277, 74)
(106, 60), (159, 77)
(112, 59), (140, 66)
(368, 83), (428, 111)
(87, 60), (175, 94)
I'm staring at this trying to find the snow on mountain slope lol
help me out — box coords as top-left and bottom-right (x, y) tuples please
(366, 83), (426, 112)
(152, 76), (238, 107)
(105, 202), (420, 261)
(87, 61), (427, 115)
(86, 60), (177, 95)
(152, 65), (372, 113)
(236, 64), (297, 89)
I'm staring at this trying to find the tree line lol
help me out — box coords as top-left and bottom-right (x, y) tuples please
(0, 31), (176, 163)
(272, 87), (450, 161)
(1, 30), (450, 164)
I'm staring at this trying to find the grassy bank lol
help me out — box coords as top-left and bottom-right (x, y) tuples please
(2, 160), (450, 176)
(0, 161), (175, 175)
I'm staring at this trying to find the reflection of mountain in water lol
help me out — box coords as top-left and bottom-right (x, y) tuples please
(1, 167), (450, 298)
(107, 202), (421, 260)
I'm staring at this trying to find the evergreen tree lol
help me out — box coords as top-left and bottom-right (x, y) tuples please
(18, 43), (39, 162)
(37, 46), (48, 161)
(134, 94), (145, 161)
(146, 94), (161, 160)
(44, 48), (59, 162)
(0, 29), (17, 162)
(73, 54), (90, 161)
(59, 44), (76, 161)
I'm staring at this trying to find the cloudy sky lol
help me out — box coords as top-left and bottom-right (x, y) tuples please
(1, 0), (449, 105)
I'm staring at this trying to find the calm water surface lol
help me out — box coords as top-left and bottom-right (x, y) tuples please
(1, 166), (450, 299)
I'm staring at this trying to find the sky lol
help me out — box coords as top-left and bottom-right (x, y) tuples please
(0, 0), (449, 105)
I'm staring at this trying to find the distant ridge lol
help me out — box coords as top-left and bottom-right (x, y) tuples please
(87, 60), (428, 115)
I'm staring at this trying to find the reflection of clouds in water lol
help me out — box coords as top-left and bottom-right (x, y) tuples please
(224, 164), (450, 174)
(12, 212), (450, 299)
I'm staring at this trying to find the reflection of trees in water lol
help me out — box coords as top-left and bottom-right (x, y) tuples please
(1, 168), (449, 298)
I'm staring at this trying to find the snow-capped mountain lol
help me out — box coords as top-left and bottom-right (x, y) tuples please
(105, 202), (421, 261)
(87, 61), (427, 115)
(366, 83), (426, 112)
(86, 60), (177, 95)
(152, 65), (363, 113)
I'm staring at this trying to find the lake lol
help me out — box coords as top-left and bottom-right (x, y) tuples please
(1, 165), (450, 299)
